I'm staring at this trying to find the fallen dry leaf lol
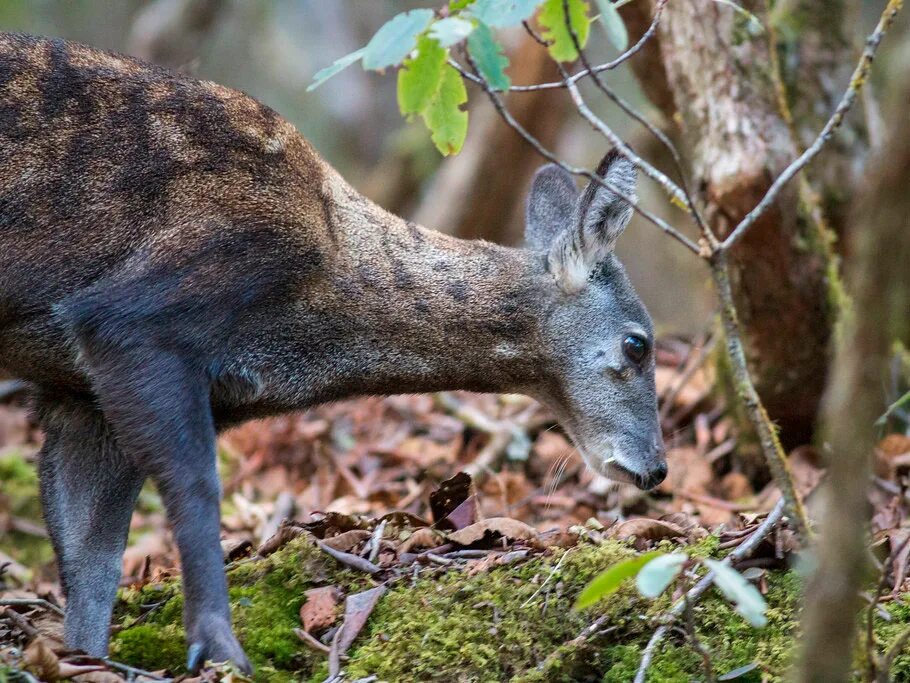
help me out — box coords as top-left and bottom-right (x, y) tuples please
(438, 494), (477, 531)
(328, 586), (387, 677)
(399, 527), (446, 554)
(789, 446), (824, 499)
(721, 471), (753, 501)
(257, 522), (307, 556)
(430, 472), (473, 525)
(299, 586), (341, 633)
(611, 518), (687, 543)
(23, 637), (60, 681)
(57, 662), (107, 679)
(321, 529), (371, 553)
(71, 671), (128, 683)
(447, 517), (538, 547)
(658, 447), (713, 496)
(875, 434), (910, 478)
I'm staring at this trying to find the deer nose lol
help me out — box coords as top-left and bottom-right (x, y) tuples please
(636, 462), (667, 490)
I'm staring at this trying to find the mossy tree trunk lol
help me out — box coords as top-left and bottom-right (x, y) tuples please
(626, 0), (850, 445)
(798, 65), (910, 683)
(773, 0), (868, 238)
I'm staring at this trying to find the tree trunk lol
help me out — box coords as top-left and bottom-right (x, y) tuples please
(640, 0), (841, 444)
(798, 67), (910, 683)
(773, 0), (868, 237)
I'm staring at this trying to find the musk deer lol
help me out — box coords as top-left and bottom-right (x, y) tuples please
(0, 33), (665, 671)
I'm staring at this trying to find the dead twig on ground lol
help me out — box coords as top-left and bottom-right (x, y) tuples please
(317, 540), (382, 575)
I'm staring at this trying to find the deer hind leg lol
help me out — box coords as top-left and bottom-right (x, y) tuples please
(35, 393), (144, 656)
(53, 275), (254, 672)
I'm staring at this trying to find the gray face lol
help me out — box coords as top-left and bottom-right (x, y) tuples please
(525, 150), (666, 490)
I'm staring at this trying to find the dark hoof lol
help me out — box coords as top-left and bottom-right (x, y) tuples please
(185, 622), (252, 674)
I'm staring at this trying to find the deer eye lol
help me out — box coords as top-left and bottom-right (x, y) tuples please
(622, 334), (648, 365)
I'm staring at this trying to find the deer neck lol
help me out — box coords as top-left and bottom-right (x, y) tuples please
(309, 173), (551, 401)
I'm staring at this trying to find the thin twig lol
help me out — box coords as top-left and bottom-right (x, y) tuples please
(634, 498), (786, 683)
(866, 534), (910, 680)
(521, 547), (573, 608)
(450, 0), (667, 93)
(0, 598), (65, 616)
(102, 657), (172, 681)
(295, 627), (332, 654)
(558, 0), (711, 239)
(682, 587), (716, 682)
(721, 0), (903, 250)
(317, 540), (383, 575)
(879, 624), (910, 681)
(367, 519), (387, 564)
(711, 253), (810, 539)
(460, 51), (700, 254)
(659, 335), (718, 422)
(0, 607), (38, 638)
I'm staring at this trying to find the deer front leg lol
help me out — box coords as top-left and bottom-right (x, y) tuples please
(73, 343), (250, 673)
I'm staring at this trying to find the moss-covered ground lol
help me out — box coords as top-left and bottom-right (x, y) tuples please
(106, 534), (850, 683)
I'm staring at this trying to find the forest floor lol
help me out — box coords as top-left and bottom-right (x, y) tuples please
(2, 336), (910, 682)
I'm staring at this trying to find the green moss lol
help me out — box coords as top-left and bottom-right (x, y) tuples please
(110, 536), (371, 677)
(104, 533), (910, 682)
(111, 624), (188, 671)
(0, 450), (53, 571)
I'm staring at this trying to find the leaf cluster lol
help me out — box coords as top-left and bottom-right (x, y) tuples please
(307, 0), (630, 155)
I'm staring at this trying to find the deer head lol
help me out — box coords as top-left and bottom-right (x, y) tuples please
(525, 150), (666, 489)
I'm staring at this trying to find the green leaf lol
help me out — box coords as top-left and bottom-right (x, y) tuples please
(635, 553), (687, 598)
(430, 17), (476, 47)
(468, 0), (544, 28)
(421, 63), (468, 155)
(704, 559), (768, 628)
(306, 48), (365, 92)
(876, 388), (910, 428)
(466, 22), (511, 90)
(362, 9), (436, 71)
(450, 0), (476, 11)
(538, 0), (591, 62)
(593, 0), (628, 51)
(573, 552), (662, 610)
(397, 36), (447, 116)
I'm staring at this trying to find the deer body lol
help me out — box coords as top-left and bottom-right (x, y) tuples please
(0, 33), (665, 671)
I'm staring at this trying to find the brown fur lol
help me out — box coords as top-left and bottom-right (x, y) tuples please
(0, 32), (549, 412)
(0, 34), (664, 669)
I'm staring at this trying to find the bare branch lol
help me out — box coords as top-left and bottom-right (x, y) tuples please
(721, 0), (903, 251)
(450, 0), (668, 93)
(558, 0), (715, 243)
(634, 498), (786, 683)
(461, 51), (701, 254)
(711, 253), (811, 539)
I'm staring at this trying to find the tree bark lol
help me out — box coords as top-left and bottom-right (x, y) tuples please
(773, 0), (868, 237)
(651, 0), (838, 444)
(798, 68), (910, 683)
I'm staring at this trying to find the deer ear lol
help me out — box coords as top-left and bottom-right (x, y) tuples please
(525, 164), (578, 251)
(548, 149), (636, 292)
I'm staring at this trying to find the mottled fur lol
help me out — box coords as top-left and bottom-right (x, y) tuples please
(0, 33), (665, 671)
